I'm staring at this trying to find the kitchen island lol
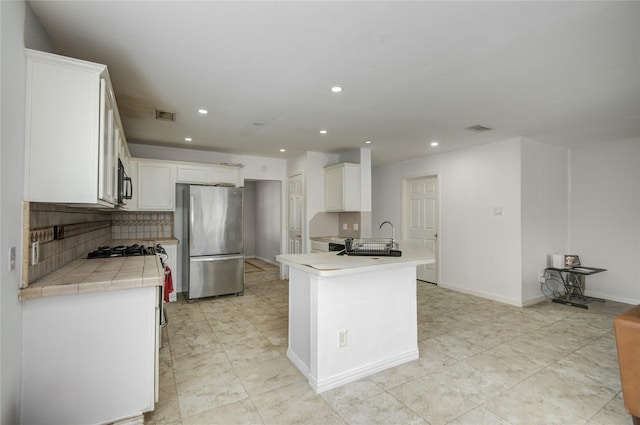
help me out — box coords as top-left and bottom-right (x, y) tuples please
(276, 241), (434, 393)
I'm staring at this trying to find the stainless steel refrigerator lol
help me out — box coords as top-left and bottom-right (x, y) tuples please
(184, 185), (244, 301)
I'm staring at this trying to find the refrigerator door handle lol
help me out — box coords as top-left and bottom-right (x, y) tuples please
(189, 195), (195, 250)
(190, 255), (244, 262)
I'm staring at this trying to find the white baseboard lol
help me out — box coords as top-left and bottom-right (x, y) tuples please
(287, 348), (310, 379)
(584, 290), (639, 306)
(254, 256), (279, 266)
(436, 280), (639, 308)
(438, 281), (524, 307)
(522, 293), (547, 306)
(110, 413), (144, 425)
(309, 349), (419, 394)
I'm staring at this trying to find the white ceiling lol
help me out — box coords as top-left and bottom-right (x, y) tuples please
(28, 1), (640, 166)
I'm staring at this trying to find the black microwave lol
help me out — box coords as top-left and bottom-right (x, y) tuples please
(118, 159), (133, 206)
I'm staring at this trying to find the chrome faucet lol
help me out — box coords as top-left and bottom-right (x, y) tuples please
(379, 221), (398, 249)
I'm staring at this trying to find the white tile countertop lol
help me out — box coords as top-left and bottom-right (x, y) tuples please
(19, 255), (164, 300)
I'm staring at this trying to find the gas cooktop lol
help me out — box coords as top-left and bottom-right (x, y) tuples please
(87, 244), (156, 259)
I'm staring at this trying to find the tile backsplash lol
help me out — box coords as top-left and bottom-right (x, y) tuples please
(308, 211), (372, 239)
(111, 212), (173, 240)
(24, 203), (112, 286)
(24, 203), (174, 286)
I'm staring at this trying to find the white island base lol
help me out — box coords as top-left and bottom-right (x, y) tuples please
(278, 245), (433, 394)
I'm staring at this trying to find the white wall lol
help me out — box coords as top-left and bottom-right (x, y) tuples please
(374, 136), (640, 306)
(569, 139), (640, 304)
(255, 180), (282, 262)
(373, 138), (524, 305)
(305, 152), (332, 231)
(287, 151), (336, 253)
(243, 181), (257, 258)
(520, 138), (569, 303)
(243, 179), (282, 263)
(1, 2), (52, 422)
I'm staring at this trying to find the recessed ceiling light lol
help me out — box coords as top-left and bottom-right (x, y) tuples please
(430, 141), (439, 147)
(319, 130), (328, 134)
(364, 140), (372, 144)
(330, 86), (343, 93)
(185, 137), (193, 142)
(280, 148), (286, 152)
(198, 109), (208, 114)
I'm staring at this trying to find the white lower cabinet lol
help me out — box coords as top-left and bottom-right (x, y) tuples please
(21, 287), (158, 425)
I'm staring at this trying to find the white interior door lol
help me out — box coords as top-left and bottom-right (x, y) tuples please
(288, 173), (304, 254)
(406, 176), (439, 283)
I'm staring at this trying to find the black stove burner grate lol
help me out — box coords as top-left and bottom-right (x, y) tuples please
(87, 244), (156, 259)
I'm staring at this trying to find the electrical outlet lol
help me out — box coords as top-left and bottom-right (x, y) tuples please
(31, 242), (39, 266)
(353, 223), (359, 231)
(539, 271), (546, 284)
(338, 329), (348, 348)
(342, 223), (348, 230)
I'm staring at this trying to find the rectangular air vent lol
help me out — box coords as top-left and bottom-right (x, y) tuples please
(155, 110), (176, 122)
(466, 124), (492, 133)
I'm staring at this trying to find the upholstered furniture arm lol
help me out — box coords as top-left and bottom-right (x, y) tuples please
(614, 305), (640, 425)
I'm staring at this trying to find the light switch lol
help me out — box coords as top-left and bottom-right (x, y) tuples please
(353, 223), (359, 231)
(9, 246), (16, 272)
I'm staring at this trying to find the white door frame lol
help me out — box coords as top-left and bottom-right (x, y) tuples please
(402, 173), (440, 284)
(285, 172), (304, 279)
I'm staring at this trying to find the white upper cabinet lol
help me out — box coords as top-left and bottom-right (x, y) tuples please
(98, 79), (118, 205)
(206, 165), (239, 186)
(176, 164), (207, 184)
(324, 163), (361, 212)
(130, 159), (239, 212)
(176, 163), (239, 186)
(24, 49), (126, 207)
(135, 161), (176, 211)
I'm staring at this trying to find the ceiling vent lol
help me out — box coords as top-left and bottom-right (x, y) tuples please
(466, 124), (492, 133)
(155, 110), (176, 122)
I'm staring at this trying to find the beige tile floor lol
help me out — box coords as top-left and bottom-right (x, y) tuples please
(145, 270), (633, 425)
